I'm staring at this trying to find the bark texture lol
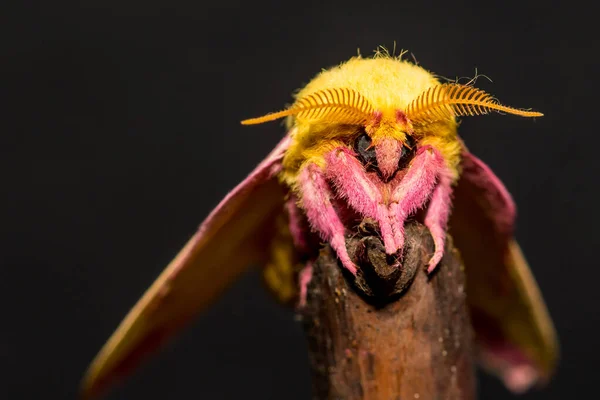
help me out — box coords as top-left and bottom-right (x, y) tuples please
(301, 221), (477, 400)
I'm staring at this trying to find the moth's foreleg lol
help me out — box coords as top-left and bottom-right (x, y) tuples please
(285, 197), (316, 308)
(297, 261), (313, 308)
(423, 170), (453, 274)
(390, 146), (445, 252)
(285, 195), (311, 253)
(323, 147), (398, 255)
(298, 163), (358, 275)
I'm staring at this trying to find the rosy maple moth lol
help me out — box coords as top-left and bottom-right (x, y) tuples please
(82, 53), (558, 398)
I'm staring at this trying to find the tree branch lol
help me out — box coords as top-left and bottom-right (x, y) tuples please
(301, 221), (476, 400)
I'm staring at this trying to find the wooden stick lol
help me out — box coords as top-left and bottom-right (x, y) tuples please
(301, 221), (477, 400)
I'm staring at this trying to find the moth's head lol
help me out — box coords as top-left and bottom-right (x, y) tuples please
(241, 56), (542, 178)
(357, 109), (414, 181)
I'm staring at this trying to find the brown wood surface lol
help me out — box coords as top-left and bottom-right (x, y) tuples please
(301, 222), (477, 400)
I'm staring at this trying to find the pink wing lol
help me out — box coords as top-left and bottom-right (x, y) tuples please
(81, 135), (291, 399)
(449, 149), (559, 393)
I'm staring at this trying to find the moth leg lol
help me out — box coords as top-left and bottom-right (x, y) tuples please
(423, 169), (453, 273)
(323, 147), (398, 255)
(297, 261), (313, 308)
(285, 195), (311, 253)
(285, 196), (319, 308)
(390, 146), (444, 252)
(298, 163), (358, 275)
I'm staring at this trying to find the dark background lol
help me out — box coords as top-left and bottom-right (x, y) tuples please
(2, 1), (597, 399)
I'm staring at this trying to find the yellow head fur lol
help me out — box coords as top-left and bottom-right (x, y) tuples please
(241, 54), (542, 187)
(249, 52), (543, 310)
(277, 55), (462, 185)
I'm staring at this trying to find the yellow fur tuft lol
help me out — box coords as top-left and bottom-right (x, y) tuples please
(280, 55), (461, 186)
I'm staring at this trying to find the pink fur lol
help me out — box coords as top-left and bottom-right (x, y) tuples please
(375, 137), (402, 181)
(324, 147), (383, 216)
(323, 148), (398, 255)
(377, 204), (399, 255)
(285, 196), (309, 252)
(424, 168), (453, 273)
(389, 146), (444, 252)
(396, 110), (408, 125)
(371, 110), (383, 125)
(297, 262), (313, 308)
(298, 164), (358, 275)
(299, 144), (449, 277)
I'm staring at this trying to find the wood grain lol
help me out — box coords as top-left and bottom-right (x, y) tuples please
(301, 222), (477, 400)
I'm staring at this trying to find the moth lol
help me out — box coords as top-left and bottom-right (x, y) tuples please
(82, 54), (558, 398)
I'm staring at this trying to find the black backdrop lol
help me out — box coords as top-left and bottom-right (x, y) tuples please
(2, 1), (597, 399)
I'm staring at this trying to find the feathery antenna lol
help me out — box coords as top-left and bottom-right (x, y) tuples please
(241, 88), (374, 126)
(405, 83), (543, 124)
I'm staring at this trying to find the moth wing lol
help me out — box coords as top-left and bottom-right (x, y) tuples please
(448, 149), (559, 393)
(81, 135), (291, 399)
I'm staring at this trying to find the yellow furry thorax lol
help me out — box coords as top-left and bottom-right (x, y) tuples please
(279, 55), (462, 188)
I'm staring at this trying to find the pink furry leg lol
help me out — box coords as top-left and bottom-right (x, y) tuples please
(423, 169), (453, 274)
(285, 197), (317, 308)
(390, 146), (445, 252)
(297, 262), (313, 308)
(323, 147), (397, 255)
(285, 196), (310, 253)
(298, 163), (358, 275)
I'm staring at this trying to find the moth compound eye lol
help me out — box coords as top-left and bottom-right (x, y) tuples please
(354, 132), (378, 168)
(398, 135), (417, 170)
